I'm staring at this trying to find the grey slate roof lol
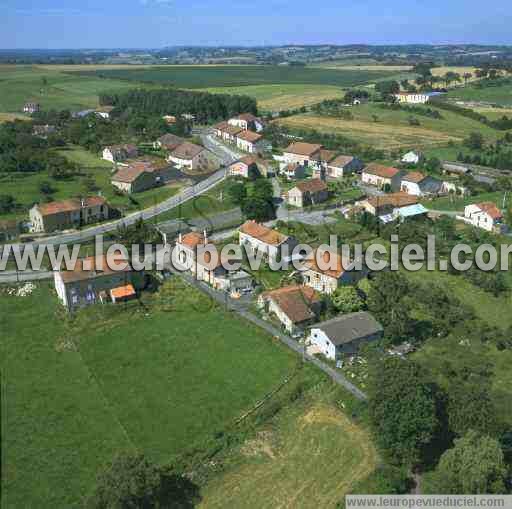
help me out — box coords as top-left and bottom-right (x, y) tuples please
(313, 312), (383, 346)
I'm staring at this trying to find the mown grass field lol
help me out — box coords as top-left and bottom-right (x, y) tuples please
(0, 65), (158, 113)
(200, 404), (377, 509)
(76, 65), (399, 89)
(201, 84), (345, 111)
(1, 280), (296, 508)
(0, 145), (183, 220)
(423, 191), (510, 212)
(447, 79), (512, 106)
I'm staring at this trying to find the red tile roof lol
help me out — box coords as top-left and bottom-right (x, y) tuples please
(171, 142), (205, 160)
(364, 163), (400, 179)
(284, 142), (323, 157)
(112, 165), (149, 184)
(262, 285), (321, 324)
(329, 155), (354, 168)
(240, 220), (289, 246)
(37, 196), (107, 216)
(319, 149), (336, 163)
(367, 192), (418, 209)
(237, 130), (262, 143)
(235, 113), (258, 122)
(403, 171), (426, 184)
(59, 254), (131, 284)
(306, 249), (346, 279)
(477, 202), (503, 220)
(179, 231), (208, 249)
(110, 284), (136, 299)
(294, 179), (328, 194)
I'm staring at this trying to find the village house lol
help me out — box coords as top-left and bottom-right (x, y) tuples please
(33, 124), (56, 138)
(463, 202), (506, 233)
(258, 285), (322, 336)
(112, 160), (175, 193)
(282, 142), (323, 168)
(308, 312), (383, 361)
(282, 163), (307, 180)
(102, 144), (138, 163)
(30, 196), (111, 233)
(361, 163), (403, 190)
(236, 130), (267, 154)
(214, 123), (243, 143)
(400, 172), (443, 197)
(111, 165), (155, 194)
(94, 106), (114, 119)
(168, 142), (218, 171)
(359, 192), (419, 216)
(316, 155), (364, 179)
(302, 248), (367, 295)
(153, 133), (185, 151)
(175, 231), (253, 293)
(229, 156), (261, 178)
(213, 121), (230, 138)
(228, 113), (264, 132)
(54, 254), (143, 311)
(239, 220), (298, 264)
(23, 102), (40, 114)
(285, 179), (329, 208)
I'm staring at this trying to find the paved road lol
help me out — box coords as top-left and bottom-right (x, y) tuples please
(173, 268), (367, 401)
(200, 130), (242, 165)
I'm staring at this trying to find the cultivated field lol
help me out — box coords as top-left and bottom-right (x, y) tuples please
(0, 65), (158, 113)
(1, 280), (296, 508)
(447, 80), (512, 107)
(276, 103), (499, 149)
(200, 404), (377, 509)
(75, 65), (399, 89)
(201, 84), (345, 111)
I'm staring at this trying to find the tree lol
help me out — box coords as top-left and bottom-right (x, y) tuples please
(226, 180), (247, 205)
(369, 357), (439, 466)
(463, 72), (473, 85)
(428, 431), (507, 494)
(331, 286), (364, 314)
(375, 80), (400, 100)
(85, 452), (201, 508)
(39, 181), (55, 195)
(0, 194), (16, 214)
(464, 131), (485, 150)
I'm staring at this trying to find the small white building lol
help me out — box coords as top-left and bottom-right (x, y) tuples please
(282, 142), (323, 168)
(401, 151), (422, 165)
(308, 312), (383, 361)
(228, 113), (264, 132)
(102, 144), (138, 163)
(400, 172), (443, 197)
(463, 202), (505, 233)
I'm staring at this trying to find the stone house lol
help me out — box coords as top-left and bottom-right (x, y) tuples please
(54, 254), (143, 311)
(302, 248), (367, 295)
(400, 172), (443, 197)
(281, 163), (307, 180)
(30, 197), (111, 233)
(239, 220), (298, 264)
(322, 155), (364, 179)
(168, 142), (218, 171)
(282, 142), (323, 168)
(111, 165), (155, 194)
(153, 133), (185, 151)
(361, 163), (403, 190)
(464, 202), (506, 233)
(258, 285), (322, 335)
(228, 113), (264, 132)
(285, 179), (329, 208)
(236, 130), (267, 154)
(229, 156), (260, 178)
(359, 192), (418, 216)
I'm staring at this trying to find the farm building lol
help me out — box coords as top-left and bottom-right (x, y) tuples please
(308, 312), (383, 360)
(400, 172), (443, 197)
(168, 142), (218, 171)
